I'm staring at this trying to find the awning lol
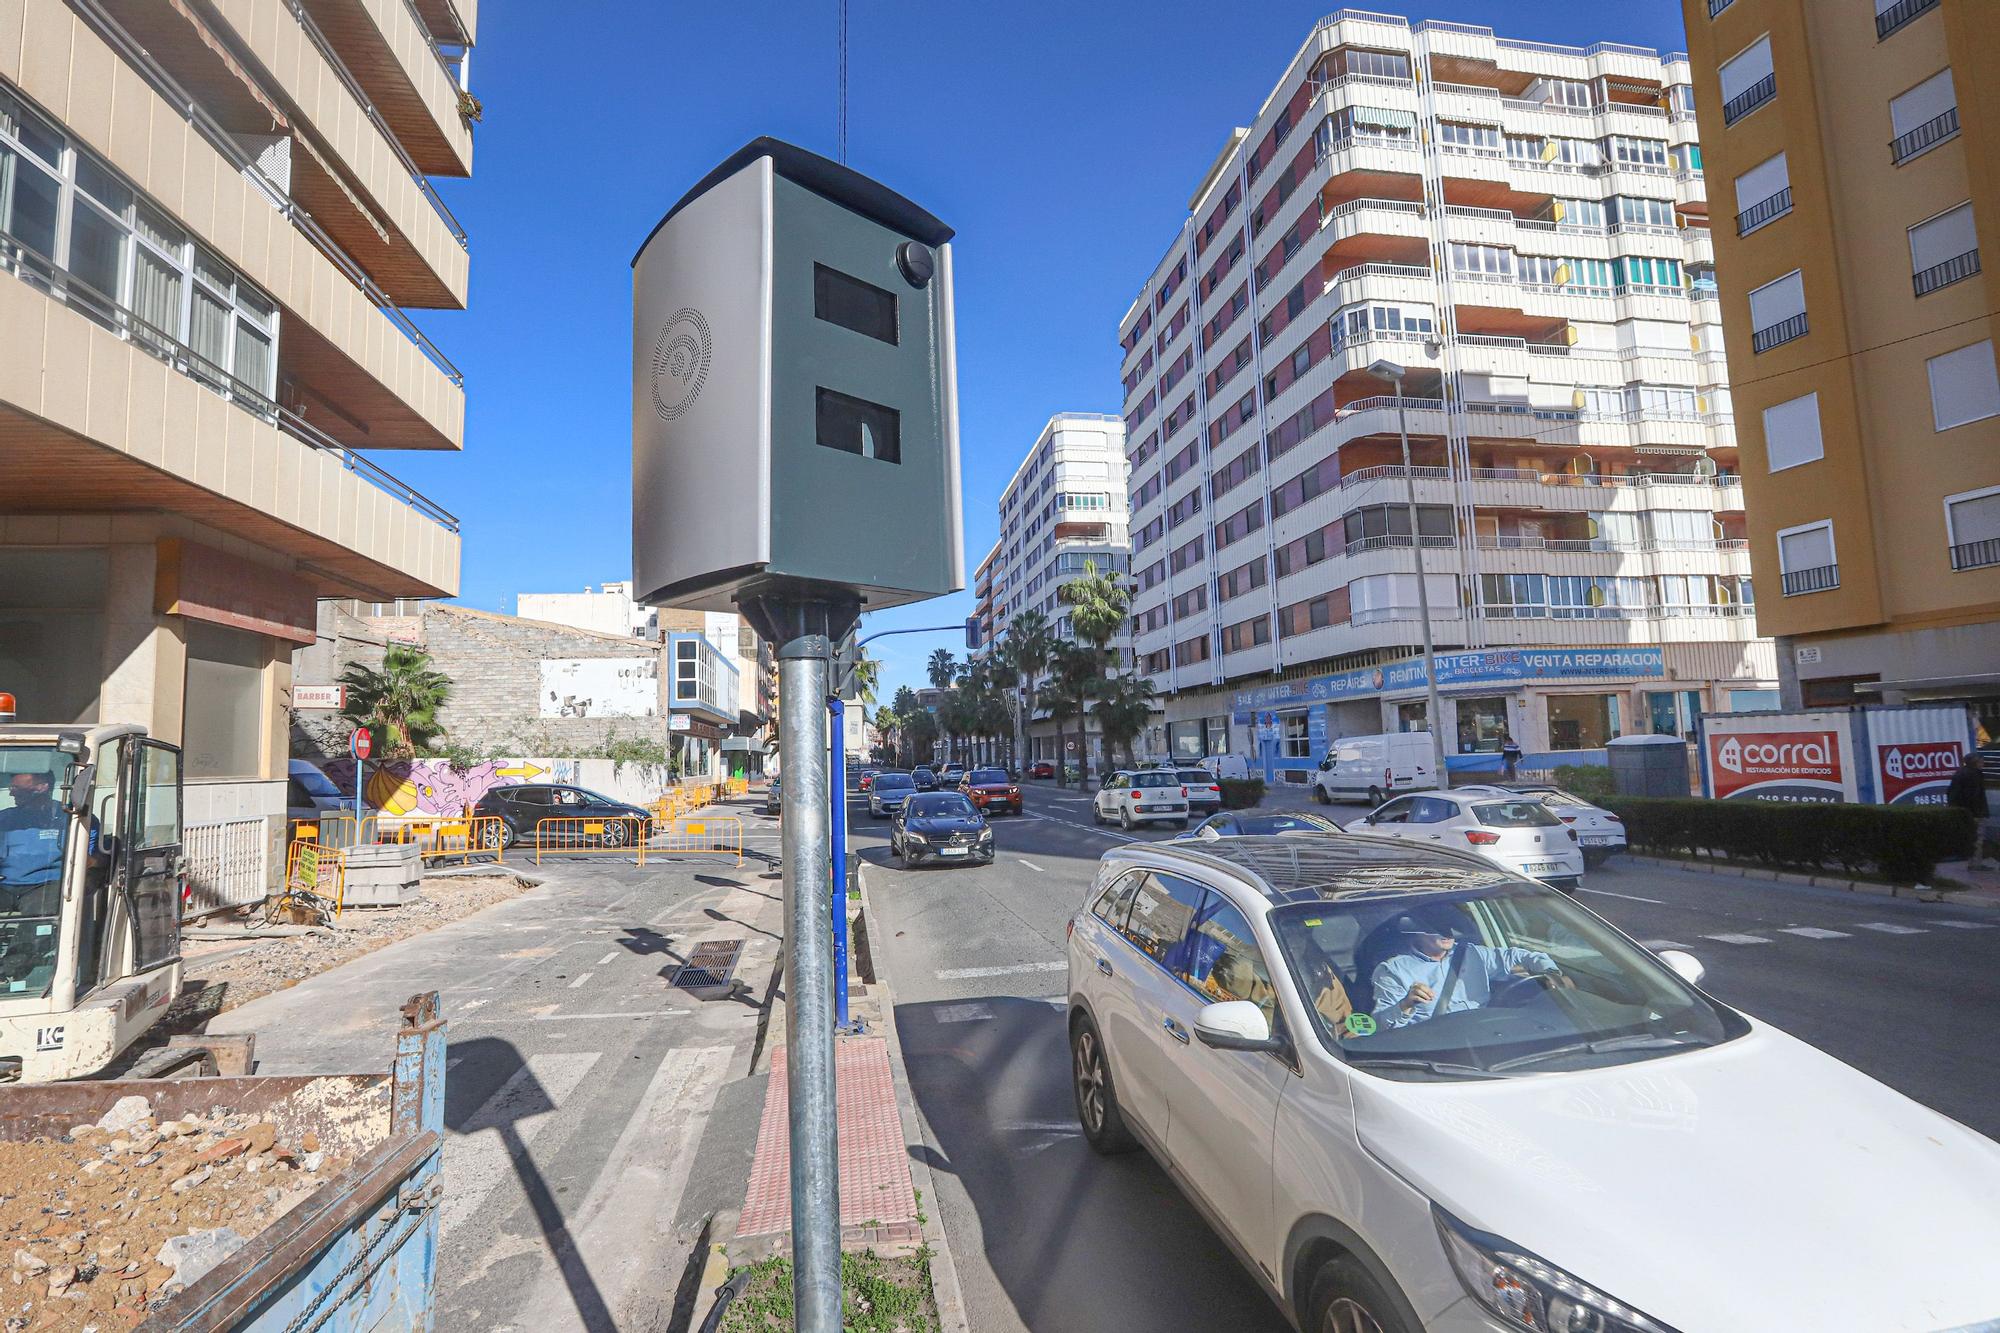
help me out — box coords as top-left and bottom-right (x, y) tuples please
(737, 709), (766, 733)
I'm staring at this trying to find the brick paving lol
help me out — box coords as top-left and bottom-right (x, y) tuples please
(736, 1037), (921, 1245)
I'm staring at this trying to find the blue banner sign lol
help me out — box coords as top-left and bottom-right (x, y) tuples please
(1232, 647), (1665, 721)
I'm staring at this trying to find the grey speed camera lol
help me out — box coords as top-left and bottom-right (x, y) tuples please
(631, 138), (965, 618)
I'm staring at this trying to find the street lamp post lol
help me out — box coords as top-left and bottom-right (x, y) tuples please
(1368, 358), (1451, 792)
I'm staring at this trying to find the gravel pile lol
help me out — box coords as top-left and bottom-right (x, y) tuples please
(0, 1095), (347, 1331)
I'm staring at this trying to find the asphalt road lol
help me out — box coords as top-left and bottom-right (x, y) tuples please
(859, 780), (2000, 1333)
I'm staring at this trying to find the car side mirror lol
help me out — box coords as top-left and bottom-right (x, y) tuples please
(63, 762), (96, 817)
(1195, 1001), (1285, 1053)
(1657, 949), (1705, 987)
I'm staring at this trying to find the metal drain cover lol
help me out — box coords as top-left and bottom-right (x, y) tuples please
(673, 939), (745, 990)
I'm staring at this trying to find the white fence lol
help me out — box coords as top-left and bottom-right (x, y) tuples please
(184, 817), (271, 916)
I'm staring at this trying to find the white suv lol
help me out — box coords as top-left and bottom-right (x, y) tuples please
(1065, 834), (2000, 1332)
(1347, 791), (1584, 893)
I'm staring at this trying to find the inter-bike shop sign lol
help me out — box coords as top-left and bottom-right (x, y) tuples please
(1230, 646), (1666, 722)
(1701, 707), (1970, 805)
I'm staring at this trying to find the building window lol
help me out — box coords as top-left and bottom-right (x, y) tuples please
(1727, 688), (1781, 711)
(1777, 520), (1839, 595)
(1762, 392), (1824, 472)
(1548, 694), (1622, 751)
(1877, 0), (1939, 41)
(1747, 270), (1808, 353)
(182, 622), (266, 780)
(1455, 697), (1510, 753)
(1926, 339), (2000, 431)
(1447, 243), (1515, 281)
(1719, 36), (1776, 126)
(1909, 202), (1980, 297)
(1889, 70), (1957, 164)
(1281, 714), (1310, 760)
(1945, 487), (2000, 571)
(1734, 152), (1791, 235)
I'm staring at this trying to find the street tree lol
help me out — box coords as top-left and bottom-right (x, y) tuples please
(339, 644), (450, 760)
(997, 610), (1054, 771)
(1058, 559), (1130, 670)
(926, 649), (958, 690)
(1043, 641), (1101, 789)
(1092, 672), (1158, 772)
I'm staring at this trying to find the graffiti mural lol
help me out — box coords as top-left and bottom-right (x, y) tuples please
(316, 757), (648, 814)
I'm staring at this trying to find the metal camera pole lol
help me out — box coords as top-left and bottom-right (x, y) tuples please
(1371, 359), (1451, 791)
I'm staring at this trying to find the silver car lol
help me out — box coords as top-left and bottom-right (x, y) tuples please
(1093, 770), (1190, 830)
(1456, 784), (1626, 867)
(867, 771), (917, 819)
(1346, 790), (1584, 892)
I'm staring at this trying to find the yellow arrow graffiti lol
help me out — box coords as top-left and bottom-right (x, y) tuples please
(496, 763), (547, 780)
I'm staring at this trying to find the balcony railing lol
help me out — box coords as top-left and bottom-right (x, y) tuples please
(0, 229), (460, 533)
(1737, 187), (1793, 236)
(1708, 0), (1735, 14)
(1722, 73), (1776, 126)
(1914, 248), (1980, 297)
(1876, 0), (1938, 40)
(1891, 106), (1959, 164)
(1950, 538), (2000, 571)
(1781, 564), (1840, 595)
(1752, 312), (1809, 353)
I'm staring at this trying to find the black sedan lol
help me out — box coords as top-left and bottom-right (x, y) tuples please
(890, 792), (994, 868)
(911, 766), (939, 792)
(473, 783), (653, 850)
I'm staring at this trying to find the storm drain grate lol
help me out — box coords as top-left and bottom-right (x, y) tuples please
(673, 939), (745, 989)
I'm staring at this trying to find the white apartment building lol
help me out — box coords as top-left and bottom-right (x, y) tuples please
(988, 412), (1132, 767)
(1118, 11), (1778, 786)
(517, 581), (660, 640)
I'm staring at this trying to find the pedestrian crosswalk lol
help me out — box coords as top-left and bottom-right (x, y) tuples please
(1643, 918), (1994, 952)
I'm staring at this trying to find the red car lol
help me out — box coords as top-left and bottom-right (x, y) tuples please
(960, 766), (1023, 814)
(1029, 760), (1055, 779)
(858, 771), (878, 792)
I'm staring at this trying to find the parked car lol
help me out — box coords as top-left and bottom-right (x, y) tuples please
(1066, 834), (2000, 1333)
(890, 792), (994, 868)
(1093, 770), (1190, 830)
(764, 775), (782, 816)
(959, 766), (1022, 815)
(1029, 760), (1056, 779)
(940, 762), (967, 785)
(858, 770), (880, 792)
(1176, 767), (1223, 816)
(1175, 810), (1346, 842)
(849, 767), (878, 792)
(911, 766), (939, 792)
(1457, 784), (1626, 866)
(473, 783), (652, 850)
(286, 758), (350, 822)
(867, 772), (918, 818)
(1311, 732), (1438, 806)
(1345, 790), (1583, 892)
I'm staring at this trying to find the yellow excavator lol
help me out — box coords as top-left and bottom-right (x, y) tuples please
(0, 699), (193, 1082)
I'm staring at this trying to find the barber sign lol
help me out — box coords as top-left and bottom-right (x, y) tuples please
(1708, 730), (1846, 803)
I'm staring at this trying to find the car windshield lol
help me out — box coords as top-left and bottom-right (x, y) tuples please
(0, 747), (77, 998)
(913, 769), (934, 779)
(1132, 773), (1180, 789)
(1177, 770), (1214, 784)
(874, 774), (914, 790)
(969, 769), (1008, 784)
(293, 768), (342, 799)
(1472, 799), (1562, 828)
(907, 794), (977, 817)
(1268, 879), (1744, 1079)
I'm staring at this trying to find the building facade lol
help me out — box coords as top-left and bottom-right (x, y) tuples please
(988, 412), (1133, 768)
(1117, 11), (1778, 785)
(1681, 0), (2000, 737)
(2, 1), (479, 869)
(517, 581), (660, 640)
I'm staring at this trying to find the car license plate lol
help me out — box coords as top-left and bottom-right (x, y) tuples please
(940, 846), (968, 857)
(1581, 834), (1619, 846)
(1523, 861), (1569, 874)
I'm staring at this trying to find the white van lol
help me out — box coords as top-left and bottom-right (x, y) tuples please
(1310, 732), (1438, 805)
(1199, 753), (1249, 782)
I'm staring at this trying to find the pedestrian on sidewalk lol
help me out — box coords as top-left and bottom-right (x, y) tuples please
(1947, 752), (1991, 869)
(1500, 732), (1523, 784)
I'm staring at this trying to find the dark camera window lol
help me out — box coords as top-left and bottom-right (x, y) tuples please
(814, 264), (898, 345)
(816, 387), (901, 464)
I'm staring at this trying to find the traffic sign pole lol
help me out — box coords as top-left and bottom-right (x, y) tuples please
(350, 728), (372, 820)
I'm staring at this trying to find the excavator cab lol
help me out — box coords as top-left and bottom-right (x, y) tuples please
(0, 721), (185, 1082)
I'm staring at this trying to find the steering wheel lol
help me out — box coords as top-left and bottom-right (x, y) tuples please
(1489, 972), (1561, 1008)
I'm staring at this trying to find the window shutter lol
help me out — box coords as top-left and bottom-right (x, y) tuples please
(1890, 70), (1955, 138)
(1718, 36), (1774, 104)
(1927, 340), (2000, 430)
(1909, 203), (1977, 273)
(1763, 393), (1825, 472)
(1734, 153), (1789, 213)
(1747, 271), (1807, 331)
(1949, 491), (2000, 545)
(1778, 524), (1834, 573)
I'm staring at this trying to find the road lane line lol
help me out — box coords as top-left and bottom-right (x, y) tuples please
(1933, 920), (1998, 929)
(1854, 922), (1926, 935)
(1778, 927), (1852, 940)
(1577, 887), (1666, 904)
(597, 951), (619, 964)
(1022, 811), (1137, 843)
(936, 961), (1068, 981)
(1017, 860), (1045, 873)
(1702, 933), (1771, 945)
(568, 972), (593, 988)
(1642, 939), (1695, 950)
(439, 1051), (600, 1235)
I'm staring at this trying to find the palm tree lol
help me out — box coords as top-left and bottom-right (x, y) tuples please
(997, 610), (1054, 773)
(1042, 642), (1101, 789)
(338, 644), (451, 760)
(1058, 559), (1130, 670)
(872, 705), (901, 764)
(926, 648), (958, 690)
(849, 655), (882, 707)
(1092, 673), (1158, 772)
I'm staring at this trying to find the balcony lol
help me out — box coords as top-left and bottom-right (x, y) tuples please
(1737, 188), (1793, 237)
(1781, 564), (1840, 596)
(1752, 313), (1808, 354)
(1708, 0), (1735, 14)
(1891, 107), (1959, 165)
(1876, 0), (1938, 40)
(1950, 538), (2000, 572)
(296, 0), (476, 177)
(1914, 248), (1981, 297)
(1722, 74), (1776, 127)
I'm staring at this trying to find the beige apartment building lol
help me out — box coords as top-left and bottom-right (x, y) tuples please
(0, 0), (479, 881)
(1683, 0), (2000, 735)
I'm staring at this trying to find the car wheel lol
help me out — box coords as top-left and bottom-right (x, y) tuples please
(1307, 1256), (1418, 1333)
(1367, 785), (1384, 806)
(1313, 783), (1331, 806)
(1119, 807), (1133, 831)
(498, 820), (519, 851)
(1071, 1016), (1137, 1155)
(600, 820), (630, 848)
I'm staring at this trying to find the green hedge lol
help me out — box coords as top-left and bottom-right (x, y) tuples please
(1220, 778), (1266, 810)
(1602, 797), (1977, 885)
(1551, 764), (1618, 803)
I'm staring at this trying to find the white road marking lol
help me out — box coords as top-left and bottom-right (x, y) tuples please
(1933, 920), (1998, 929)
(933, 1002), (993, 1024)
(1855, 922), (1926, 935)
(1703, 932), (1772, 945)
(530, 1009), (689, 1021)
(1778, 927), (1852, 940)
(439, 1051), (600, 1234)
(1577, 887), (1666, 904)
(597, 951), (619, 964)
(568, 972), (593, 988)
(1017, 860), (1045, 873)
(1642, 939), (1695, 951)
(1021, 811), (1137, 843)
(936, 961), (1068, 981)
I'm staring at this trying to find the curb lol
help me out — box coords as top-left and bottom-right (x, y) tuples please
(854, 863), (974, 1333)
(1625, 854), (1952, 902)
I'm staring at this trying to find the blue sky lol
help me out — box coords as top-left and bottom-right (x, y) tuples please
(394, 0), (1690, 701)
